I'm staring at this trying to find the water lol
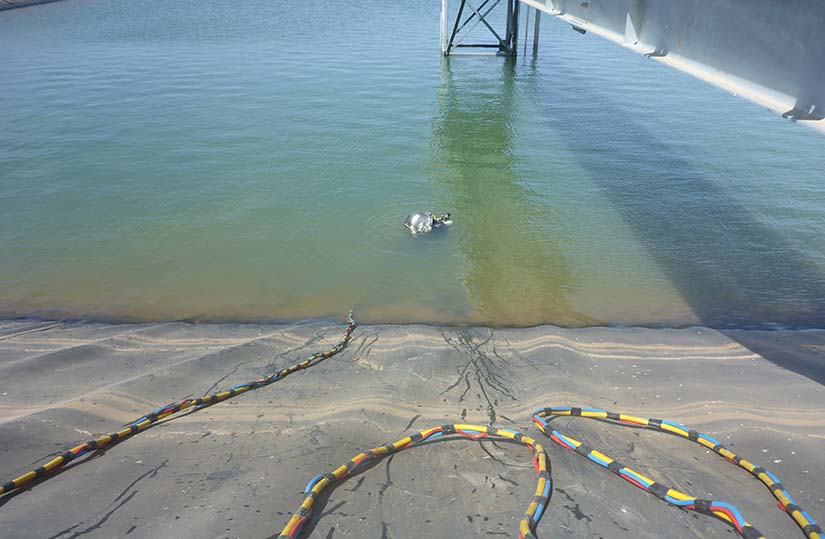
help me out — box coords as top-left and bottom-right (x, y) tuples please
(2, 0), (825, 328)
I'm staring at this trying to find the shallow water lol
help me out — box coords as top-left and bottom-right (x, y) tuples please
(2, 0), (825, 328)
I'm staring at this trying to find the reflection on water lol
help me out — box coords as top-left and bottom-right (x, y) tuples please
(432, 58), (595, 326)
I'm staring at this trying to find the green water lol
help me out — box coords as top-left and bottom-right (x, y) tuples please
(2, 0), (825, 328)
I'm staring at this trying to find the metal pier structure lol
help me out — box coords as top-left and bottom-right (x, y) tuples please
(440, 0), (521, 56)
(441, 0), (825, 133)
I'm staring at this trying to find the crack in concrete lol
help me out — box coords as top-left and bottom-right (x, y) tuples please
(203, 330), (329, 395)
(438, 329), (520, 425)
(48, 460), (167, 539)
(401, 414), (421, 433)
(376, 454), (395, 524)
(351, 333), (379, 370)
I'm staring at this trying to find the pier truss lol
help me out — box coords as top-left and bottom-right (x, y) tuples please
(442, 0), (825, 133)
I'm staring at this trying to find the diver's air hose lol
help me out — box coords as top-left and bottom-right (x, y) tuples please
(0, 313), (357, 498)
(280, 406), (820, 539)
(277, 424), (550, 539)
(532, 406), (822, 539)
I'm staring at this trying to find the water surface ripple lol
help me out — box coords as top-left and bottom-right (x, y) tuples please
(2, 0), (825, 328)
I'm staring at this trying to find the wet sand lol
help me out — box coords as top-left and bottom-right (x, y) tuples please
(0, 319), (823, 538)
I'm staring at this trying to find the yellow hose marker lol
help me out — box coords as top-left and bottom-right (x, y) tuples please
(618, 414), (649, 425)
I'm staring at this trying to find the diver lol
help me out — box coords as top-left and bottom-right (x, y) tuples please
(403, 211), (453, 235)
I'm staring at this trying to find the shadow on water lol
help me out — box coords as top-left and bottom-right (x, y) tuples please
(430, 57), (597, 327)
(523, 61), (825, 383)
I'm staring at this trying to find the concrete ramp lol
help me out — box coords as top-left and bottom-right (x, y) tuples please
(0, 320), (823, 537)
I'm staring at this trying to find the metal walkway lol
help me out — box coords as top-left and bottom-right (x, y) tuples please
(441, 0), (825, 134)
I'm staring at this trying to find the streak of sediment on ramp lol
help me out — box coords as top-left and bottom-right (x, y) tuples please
(0, 319), (822, 538)
(0, 0), (62, 11)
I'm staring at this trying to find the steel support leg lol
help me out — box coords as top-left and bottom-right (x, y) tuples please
(442, 0), (517, 56)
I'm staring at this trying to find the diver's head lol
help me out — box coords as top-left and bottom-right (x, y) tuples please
(440, 213), (453, 225)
